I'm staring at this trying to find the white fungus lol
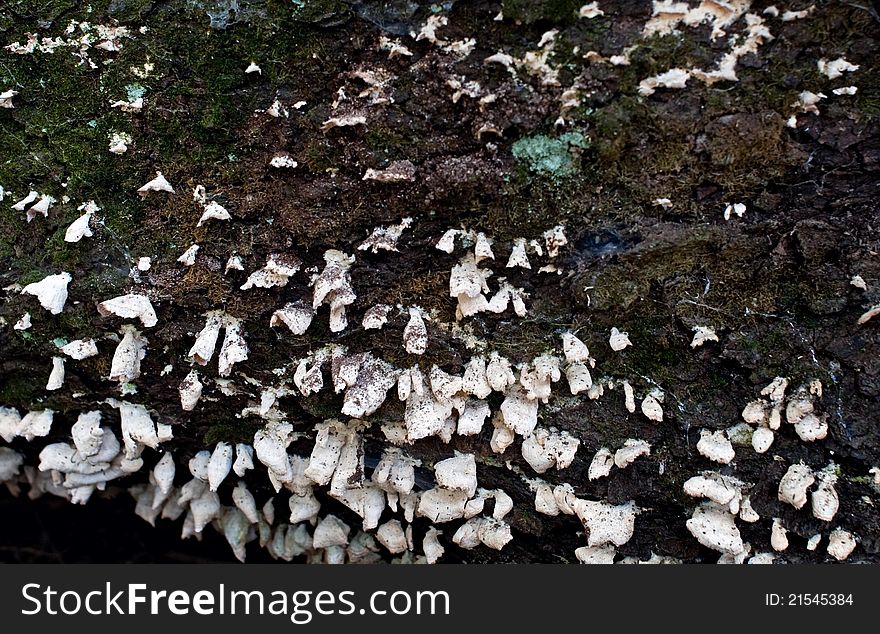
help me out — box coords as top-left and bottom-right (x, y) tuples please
(609, 327), (631, 351)
(826, 529), (856, 561)
(403, 307), (428, 355)
(690, 325), (719, 348)
(270, 303), (314, 335)
(97, 293), (158, 327)
(588, 447), (614, 480)
(197, 201), (231, 226)
(109, 325), (147, 384)
(13, 313), (31, 330)
(697, 430), (735, 464)
(614, 439), (651, 469)
(641, 389), (664, 422)
(770, 518), (789, 551)
(817, 57), (859, 80)
(362, 304), (391, 330)
(137, 172), (175, 194)
(686, 503), (744, 555)
(241, 254), (302, 290)
(506, 238), (531, 269)
(312, 250), (356, 332)
(177, 244), (199, 266)
(178, 370), (203, 411)
(46, 356), (65, 391)
(778, 463), (815, 510)
(64, 208), (95, 242)
(811, 466), (839, 522)
(21, 272), (71, 314)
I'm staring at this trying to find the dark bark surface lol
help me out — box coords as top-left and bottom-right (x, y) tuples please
(0, 0), (879, 563)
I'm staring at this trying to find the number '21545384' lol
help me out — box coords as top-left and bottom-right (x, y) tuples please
(765, 594), (854, 606)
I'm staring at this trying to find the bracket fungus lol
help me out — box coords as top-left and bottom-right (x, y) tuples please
(241, 254), (302, 290)
(641, 388), (665, 422)
(270, 303), (314, 336)
(778, 463), (815, 510)
(614, 439), (651, 469)
(46, 357), (65, 391)
(358, 217), (413, 252)
(696, 430), (735, 464)
(109, 325), (147, 384)
(217, 318), (249, 377)
(403, 307), (428, 354)
(690, 325), (719, 348)
(312, 250), (356, 332)
(521, 427), (580, 473)
(97, 293), (158, 327)
(178, 370), (203, 411)
(826, 529), (857, 561)
(686, 503), (744, 555)
(64, 204), (96, 242)
(21, 272), (71, 314)
(362, 304), (391, 330)
(609, 327), (632, 351)
(137, 172), (175, 195)
(197, 201), (231, 226)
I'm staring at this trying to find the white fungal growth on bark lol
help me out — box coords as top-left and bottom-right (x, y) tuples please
(0, 89), (17, 108)
(233, 443), (254, 477)
(207, 442), (233, 492)
(13, 313), (31, 330)
(362, 304), (391, 330)
(683, 472), (744, 514)
(638, 68), (690, 96)
(21, 272), (71, 314)
(434, 453), (477, 497)
(500, 385), (539, 436)
(64, 206), (95, 242)
(46, 356), (65, 391)
(270, 303), (314, 335)
(690, 325), (719, 348)
(177, 244), (199, 266)
(817, 57), (859, 80)
(403, 307), (428, 354)
(826, 529), (856, 561)
(109, 325), (148, 384)
(696, 430), (735, 464)
(609, 327), (631, 351)
(110, 400), (165, 459)
(362, 162), (416, 184)
(521, 427), (580, 473)
(217, 318), (248, 377)
(241, 254), (302, 290)
(312, 250), (356, 332)
(770, 517), (789, 551)
(686, 503), (744, 555)
(197, 201), (231, 226)
(614, 439), (651, 469)
(188, 311), (225, 365)
(641, 389), (664, 422)
(778, 463), (815, 510)
(811, 465), (839, 522)
(97, 293), (158, 327)
(108, 131), (131, 154)
(137, 171), (175, 194)
(506, 238), (531, 269)
(358, 217), (413, 252)
(588, 447), (614, 480)
(0, 408), (54, 443)
(178, 370), (203, 411)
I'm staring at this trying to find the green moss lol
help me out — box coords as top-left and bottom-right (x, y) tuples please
(0, 373), (39, 406)
(502, 0), (582, 25)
